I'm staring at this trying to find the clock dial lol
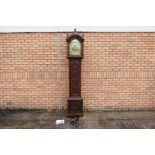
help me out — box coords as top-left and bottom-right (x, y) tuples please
(69, 39), (81, 56)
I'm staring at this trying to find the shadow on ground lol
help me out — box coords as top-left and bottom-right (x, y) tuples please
(0, 109), (155, 129)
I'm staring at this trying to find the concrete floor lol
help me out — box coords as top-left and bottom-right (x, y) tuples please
(0, 110), (155, 129)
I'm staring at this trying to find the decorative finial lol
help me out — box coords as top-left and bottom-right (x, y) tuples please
(74, 29), (76, 32)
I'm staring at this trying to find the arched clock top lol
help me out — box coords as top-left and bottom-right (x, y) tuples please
(66, 30), (84, 58)
(66, 33), (84, 43)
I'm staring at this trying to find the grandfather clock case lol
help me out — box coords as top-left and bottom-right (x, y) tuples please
(66, 30), (84, 117)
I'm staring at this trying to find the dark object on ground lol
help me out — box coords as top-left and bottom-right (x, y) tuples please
(70, 117), (79, 128)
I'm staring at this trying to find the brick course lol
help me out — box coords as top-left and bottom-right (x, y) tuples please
(0, 32), (155, 110)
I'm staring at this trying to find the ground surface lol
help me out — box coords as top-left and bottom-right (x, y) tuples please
(0, 110), (155, 129)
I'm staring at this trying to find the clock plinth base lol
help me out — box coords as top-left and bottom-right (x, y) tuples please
(68, 97), (83, 117)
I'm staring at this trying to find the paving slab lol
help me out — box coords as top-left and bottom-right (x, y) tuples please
(0, 110), (155, 129)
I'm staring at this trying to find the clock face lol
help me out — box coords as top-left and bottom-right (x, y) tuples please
(69, 39), (81, 56)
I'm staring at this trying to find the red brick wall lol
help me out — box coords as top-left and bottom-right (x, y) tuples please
(0, 32), (155, 110)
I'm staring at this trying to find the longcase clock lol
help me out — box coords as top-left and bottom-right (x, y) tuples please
(66, 30), (84, 117)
